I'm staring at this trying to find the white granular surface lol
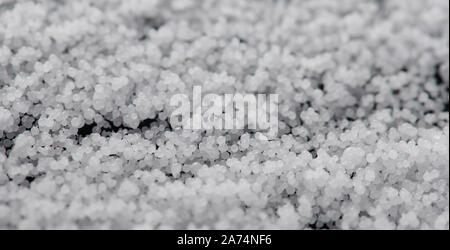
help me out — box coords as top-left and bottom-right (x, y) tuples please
(0, 0), (448, 229)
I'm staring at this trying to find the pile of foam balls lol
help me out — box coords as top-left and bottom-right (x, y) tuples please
(0, 0), (448, 229)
